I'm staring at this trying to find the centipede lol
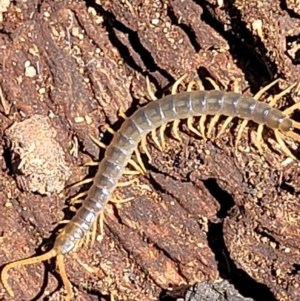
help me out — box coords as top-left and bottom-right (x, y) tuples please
(1, 75), (300, 301)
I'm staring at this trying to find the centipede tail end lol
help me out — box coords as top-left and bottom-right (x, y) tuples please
(1, 248), (57, 297)
(57, 253), (73, 301)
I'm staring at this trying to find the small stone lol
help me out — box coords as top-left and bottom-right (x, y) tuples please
(25, 65), (37, 77)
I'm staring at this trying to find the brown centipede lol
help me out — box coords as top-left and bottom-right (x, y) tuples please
(1, 75), (300, 301)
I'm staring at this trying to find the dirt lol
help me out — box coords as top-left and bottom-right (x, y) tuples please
(0, 0), (300, 301)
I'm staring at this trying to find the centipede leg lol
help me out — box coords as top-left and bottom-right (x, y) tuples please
(187, 79), (204, 91)
(187, 116), (202, 137)
(255, 124), (264, 153)
(89, 134), (144, 174)
(207, 115), (221, 138)
(151, 129), (163, 150)
(146, 76), (157, 101)
(135, 149), (147, 174)
(57, 254), (73, 301)
(118, 107), (128, 120)
(286, 129), (300, 143)
(98, 211), (105, 237)
(235, 119), (248, 150)
(171, 74), (188, 95)
(269, 83), (299, 159)
(217, 116), (234, 138)
(140, 136), (152, 162)
(1, 249), (58, 298)
(172, 119), (182, 142)
(249, 81), (283, 153)
(104, 124), (116, 135)
(205, 77), (220, 90)
(274, 129), (297, 160)
(199, 115), (207, 139)
(159, 123), (167, 149)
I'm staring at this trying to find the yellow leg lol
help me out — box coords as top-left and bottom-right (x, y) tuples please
(104, 124), (116, 135)
(172, 119), (182, 141)
(118, 107), (128, 119)
(89, 135), (144, 174)
(134, 149), (147, 174)
(207, 115), (221, 138)
(255, 124), (264, 153)
(146, 76), (157, 101)
(254, 81), (296, 155)
(70, 192), (87, 204)
(140, 136), (152, 162)
(98, 211), (105, 237)
(283, 100), (300, 116)
(57, 254), (73, 301)
(286, 130), (300, 143)
(171, 74), (188, 94)
(1, 249), (58, 298)
(110, 196), (134, 204)
(199, 115), (207, 139)
(235, 119), (248, 150)
(151, 129), (163, 150)
(205, 77), (220, 90)
(274, 129), (296, 160)
(269, 83), (297, 107)
(187, 116), (202, 137)
(253, 79), (280, 100)
(159, 123), (167, 149)
(216, 116), (233, 138)
(187, 79), (204, 91)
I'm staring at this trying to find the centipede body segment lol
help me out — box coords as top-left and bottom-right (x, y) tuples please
(1, 77), (300, 301)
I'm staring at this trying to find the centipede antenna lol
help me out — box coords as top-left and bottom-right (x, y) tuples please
(57, 254), (73, 301)
(253, 79), (280, 100)
(287, 130), (300, 143)
(283, 102), (300, 116)
(1, 248), (57, 298)
(269, 82), (297, 107)
(292, 121), (300, 130)
(274, 130), (297, 160)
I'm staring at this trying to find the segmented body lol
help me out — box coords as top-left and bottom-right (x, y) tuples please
(2, 87), (299, 301)
(55, 89), (295, 254)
